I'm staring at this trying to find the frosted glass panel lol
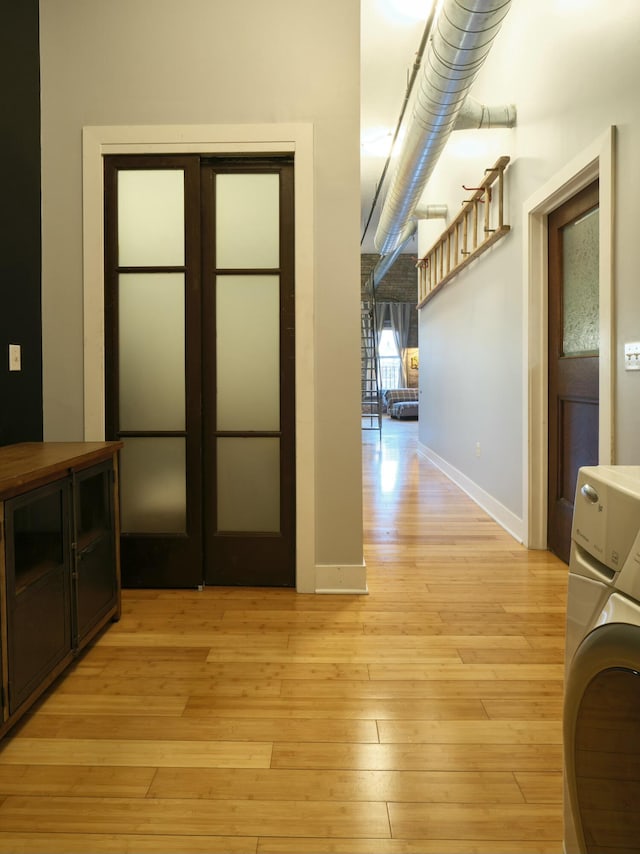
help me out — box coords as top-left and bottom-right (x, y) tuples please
(217, 438), (280, 532)
(216, 173), (279, 269)
(563, 207), (599, 356)
(120, 438), (186, 533)
(216, 276), (280, 431)
(118, 170), (184, 266)
(119, 273), (185, 431)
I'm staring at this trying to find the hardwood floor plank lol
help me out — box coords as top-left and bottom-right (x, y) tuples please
(182, 696), (488, 721)
(257, 838), (562, 854)
(94, 631), (290, 648)
(82, 646), (211, 663)
(16, 715), (380, 744)
(0, 796), (391, 839)
(270, 742), (563, 772)
(34, 693), (188, 717)
(362, 620), (565, 636)
(55, 676), (283, 697)
(0, 833), (258, 853)
(515, 771), (563, 803)
(279, 679), (563, 700)
(458, 648), (564, 664)
(213, 622), (370, 635)
(0, 739), (272, 768)
(284, 635), (532, 651)
(222, 607), (444, 621)
(367, 663), (564, 680)
(388, 802), (562, 841)
(364, 611), (565, 646)
(377, 720), (561, 745)
(0, 765), (154, 797)
(199, 647), (462, 664)
(525, 635), (567, 649)
(68, 663), (107, 677)
(482, 698), (564, 720)
(147, 767), (524, 803)
(93, 661), (369, 680)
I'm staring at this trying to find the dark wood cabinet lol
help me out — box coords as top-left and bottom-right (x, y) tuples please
(0, 442), (122, 737)
(5, 477), (72, 715)
(72, 460), (119, 647)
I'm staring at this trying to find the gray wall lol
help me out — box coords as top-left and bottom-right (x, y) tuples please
(417, 0), (640, 524)
(39, 0), (363, 570)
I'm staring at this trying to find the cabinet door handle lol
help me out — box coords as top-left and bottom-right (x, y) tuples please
(79, 538), (102, 558)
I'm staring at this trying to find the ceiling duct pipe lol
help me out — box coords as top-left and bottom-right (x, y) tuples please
(372, 205), (448, 289)
(374, 0), (512, 256)
(372, 224), (417, 289)
(454, 96), (516, 130)
(414, 204), (449, 220)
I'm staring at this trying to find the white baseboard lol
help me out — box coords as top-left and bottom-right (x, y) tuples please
(315, 564), (368, 594)
(417, 443), (525, 544)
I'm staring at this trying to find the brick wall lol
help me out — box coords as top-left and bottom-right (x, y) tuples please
(361, 253), (419, 389)
(360, 253), (419, 348)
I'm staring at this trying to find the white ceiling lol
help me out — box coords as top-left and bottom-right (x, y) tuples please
(360, 0), (435, 254)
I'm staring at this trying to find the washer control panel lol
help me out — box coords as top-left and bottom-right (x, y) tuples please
(572, 466), (640, 575)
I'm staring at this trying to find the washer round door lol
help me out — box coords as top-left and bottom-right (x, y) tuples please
(564, 614), (640, 854)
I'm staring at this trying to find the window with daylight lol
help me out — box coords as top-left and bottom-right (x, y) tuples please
(378, 328), (402, 389)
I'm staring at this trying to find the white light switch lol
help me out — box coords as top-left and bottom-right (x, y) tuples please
(9, 344), (21, 372)
(624, 342), (640, 371)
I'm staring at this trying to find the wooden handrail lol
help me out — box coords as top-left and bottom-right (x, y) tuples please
(417, 156), (511, 308)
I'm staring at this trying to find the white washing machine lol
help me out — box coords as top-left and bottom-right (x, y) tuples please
(564, 465), (640, 854)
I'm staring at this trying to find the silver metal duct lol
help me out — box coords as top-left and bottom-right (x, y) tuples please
(454, 96), (516, 130)
(414, 204), (449, 220)
(372, 205), (448, 288)
(374, 0), (512, 256)
(372, 224), (417, 289)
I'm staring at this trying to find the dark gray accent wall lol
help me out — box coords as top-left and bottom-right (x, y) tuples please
(0, 0), (43, 446)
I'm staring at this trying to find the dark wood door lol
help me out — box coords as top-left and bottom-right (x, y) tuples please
(201, 159), (296, 587)
(104, 155), (295, 588)
(104, 155), (203, 588)
(547, 180), (599, 563)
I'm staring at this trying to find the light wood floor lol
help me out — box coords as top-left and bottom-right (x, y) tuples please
(0, 417), (567, 853)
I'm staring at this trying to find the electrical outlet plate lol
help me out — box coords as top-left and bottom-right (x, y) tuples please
(624, 342), (640, 371)
(8, 344), (21, 372)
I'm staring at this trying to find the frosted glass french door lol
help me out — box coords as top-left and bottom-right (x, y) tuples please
(104, 155), (295, 588)
(201, 160), (295, 587)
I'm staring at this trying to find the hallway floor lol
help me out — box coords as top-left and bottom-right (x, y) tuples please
(0, 418), (566, 852)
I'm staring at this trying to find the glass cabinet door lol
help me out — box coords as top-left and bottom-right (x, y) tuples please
(5, 480), (72, 714)
(72, 461), (117, 645)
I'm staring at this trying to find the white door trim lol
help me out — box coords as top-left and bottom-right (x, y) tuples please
(81, 123), (316, 592)
(522, 126), (616, 549)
